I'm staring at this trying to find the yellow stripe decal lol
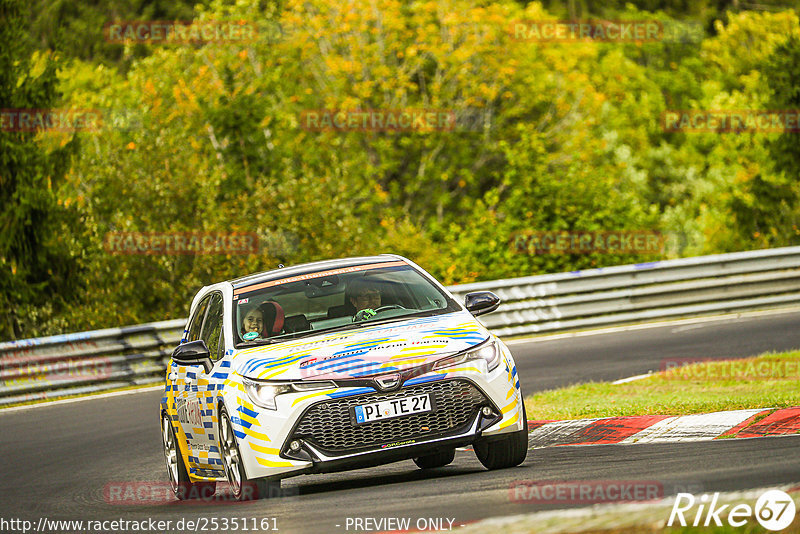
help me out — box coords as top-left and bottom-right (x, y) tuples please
(248, 442), (282, 455)
(291, 389), (336, 407)
(497, 409), (520, 430)
(255, 456), (295, 467)
(243, 428), (271, 442)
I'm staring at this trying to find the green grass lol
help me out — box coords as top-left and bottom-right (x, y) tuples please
(524, 350), (800, 420)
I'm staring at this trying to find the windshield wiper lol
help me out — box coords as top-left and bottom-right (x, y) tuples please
(236, 338), (280, 347)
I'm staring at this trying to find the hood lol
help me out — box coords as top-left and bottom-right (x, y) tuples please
(233, 311), (489, 380)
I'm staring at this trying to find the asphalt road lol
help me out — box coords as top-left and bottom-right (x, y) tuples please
(511, 309), (800, 392)
(3, 310), (800, 533)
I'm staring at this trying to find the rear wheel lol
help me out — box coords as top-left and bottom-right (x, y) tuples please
(219, 409), (279, 501)
(413, 448), (455, 469)
(161, 413), (216, 500)
(474, 402), (528, 470)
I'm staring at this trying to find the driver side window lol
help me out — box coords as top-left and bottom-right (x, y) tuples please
(187, 295), (211, 342)
(200, 293), (225, 362)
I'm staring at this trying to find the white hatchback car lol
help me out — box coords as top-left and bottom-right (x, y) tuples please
(161, 255), (527, 500)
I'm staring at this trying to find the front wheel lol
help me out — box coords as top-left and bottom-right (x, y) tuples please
(161, 413), (216, 500)
(474, 402), (528, 470)
(219, 409), (279, 501)
(413, 448), (455, 469)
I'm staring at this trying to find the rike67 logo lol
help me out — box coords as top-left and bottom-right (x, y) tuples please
(668, 490), (796, 531)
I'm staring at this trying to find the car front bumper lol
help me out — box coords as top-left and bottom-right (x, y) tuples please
(221, 341), (524, 482)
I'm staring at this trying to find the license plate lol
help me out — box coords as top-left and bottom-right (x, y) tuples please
(353, 394), (433, 424)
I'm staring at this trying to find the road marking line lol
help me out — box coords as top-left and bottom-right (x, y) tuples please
(612, 373), (652, 384)
(0, 385), (163, 414)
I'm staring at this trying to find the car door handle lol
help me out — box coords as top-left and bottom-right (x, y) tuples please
(168, 373), (177, 381)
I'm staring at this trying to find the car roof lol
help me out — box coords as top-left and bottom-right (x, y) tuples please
(228, 254), (408, 289)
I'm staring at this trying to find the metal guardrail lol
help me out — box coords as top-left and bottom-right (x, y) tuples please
(448, 246), (800, 337)
(2, 246), (800, 406)
(0, 320), (184, 406)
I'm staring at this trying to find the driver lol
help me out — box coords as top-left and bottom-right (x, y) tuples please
(349, 279), (382, 321)
(350, 280), (382, 312)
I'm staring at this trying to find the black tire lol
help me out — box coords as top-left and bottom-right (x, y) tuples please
(474, 403), (528, 470)
(219, 409), (280, 501)
(161, 412), (217, 501)
(413, 448), (455, 469)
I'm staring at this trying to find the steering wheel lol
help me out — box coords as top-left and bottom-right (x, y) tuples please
(373, 305), (406, 313)
(352, 305), (407, 322)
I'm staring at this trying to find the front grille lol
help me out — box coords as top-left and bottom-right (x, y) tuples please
(289, 379), (489, 454)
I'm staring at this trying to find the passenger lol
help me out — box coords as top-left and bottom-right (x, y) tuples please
(240, 306), (264, 339)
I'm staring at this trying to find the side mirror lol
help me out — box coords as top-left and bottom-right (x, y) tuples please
(464, 291), (501, 316)
(172, 340), (213, 374)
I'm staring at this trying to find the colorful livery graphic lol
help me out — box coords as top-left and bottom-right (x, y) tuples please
(161, 255), (526, 500)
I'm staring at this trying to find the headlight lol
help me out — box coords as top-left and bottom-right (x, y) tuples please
(243, 379), (291, 410)
(291, 380), (337, 392)
(242, 378), (336, 410)
(433, 339), (501, 372)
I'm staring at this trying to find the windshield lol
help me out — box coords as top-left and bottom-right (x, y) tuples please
(232, 261), (459, 346)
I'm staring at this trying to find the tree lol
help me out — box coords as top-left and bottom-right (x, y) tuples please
(0, 0), (81, 338)
(736, 34), (800, 247)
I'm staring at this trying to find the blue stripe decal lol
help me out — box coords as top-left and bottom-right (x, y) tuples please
(317, 357), (366, 371)
(242, 353), (311, 374)
(404, 375), (445, 386)
(237, 405), (259, 418)
(244, 353), (310, 374)
(329, 387), (376, 398)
